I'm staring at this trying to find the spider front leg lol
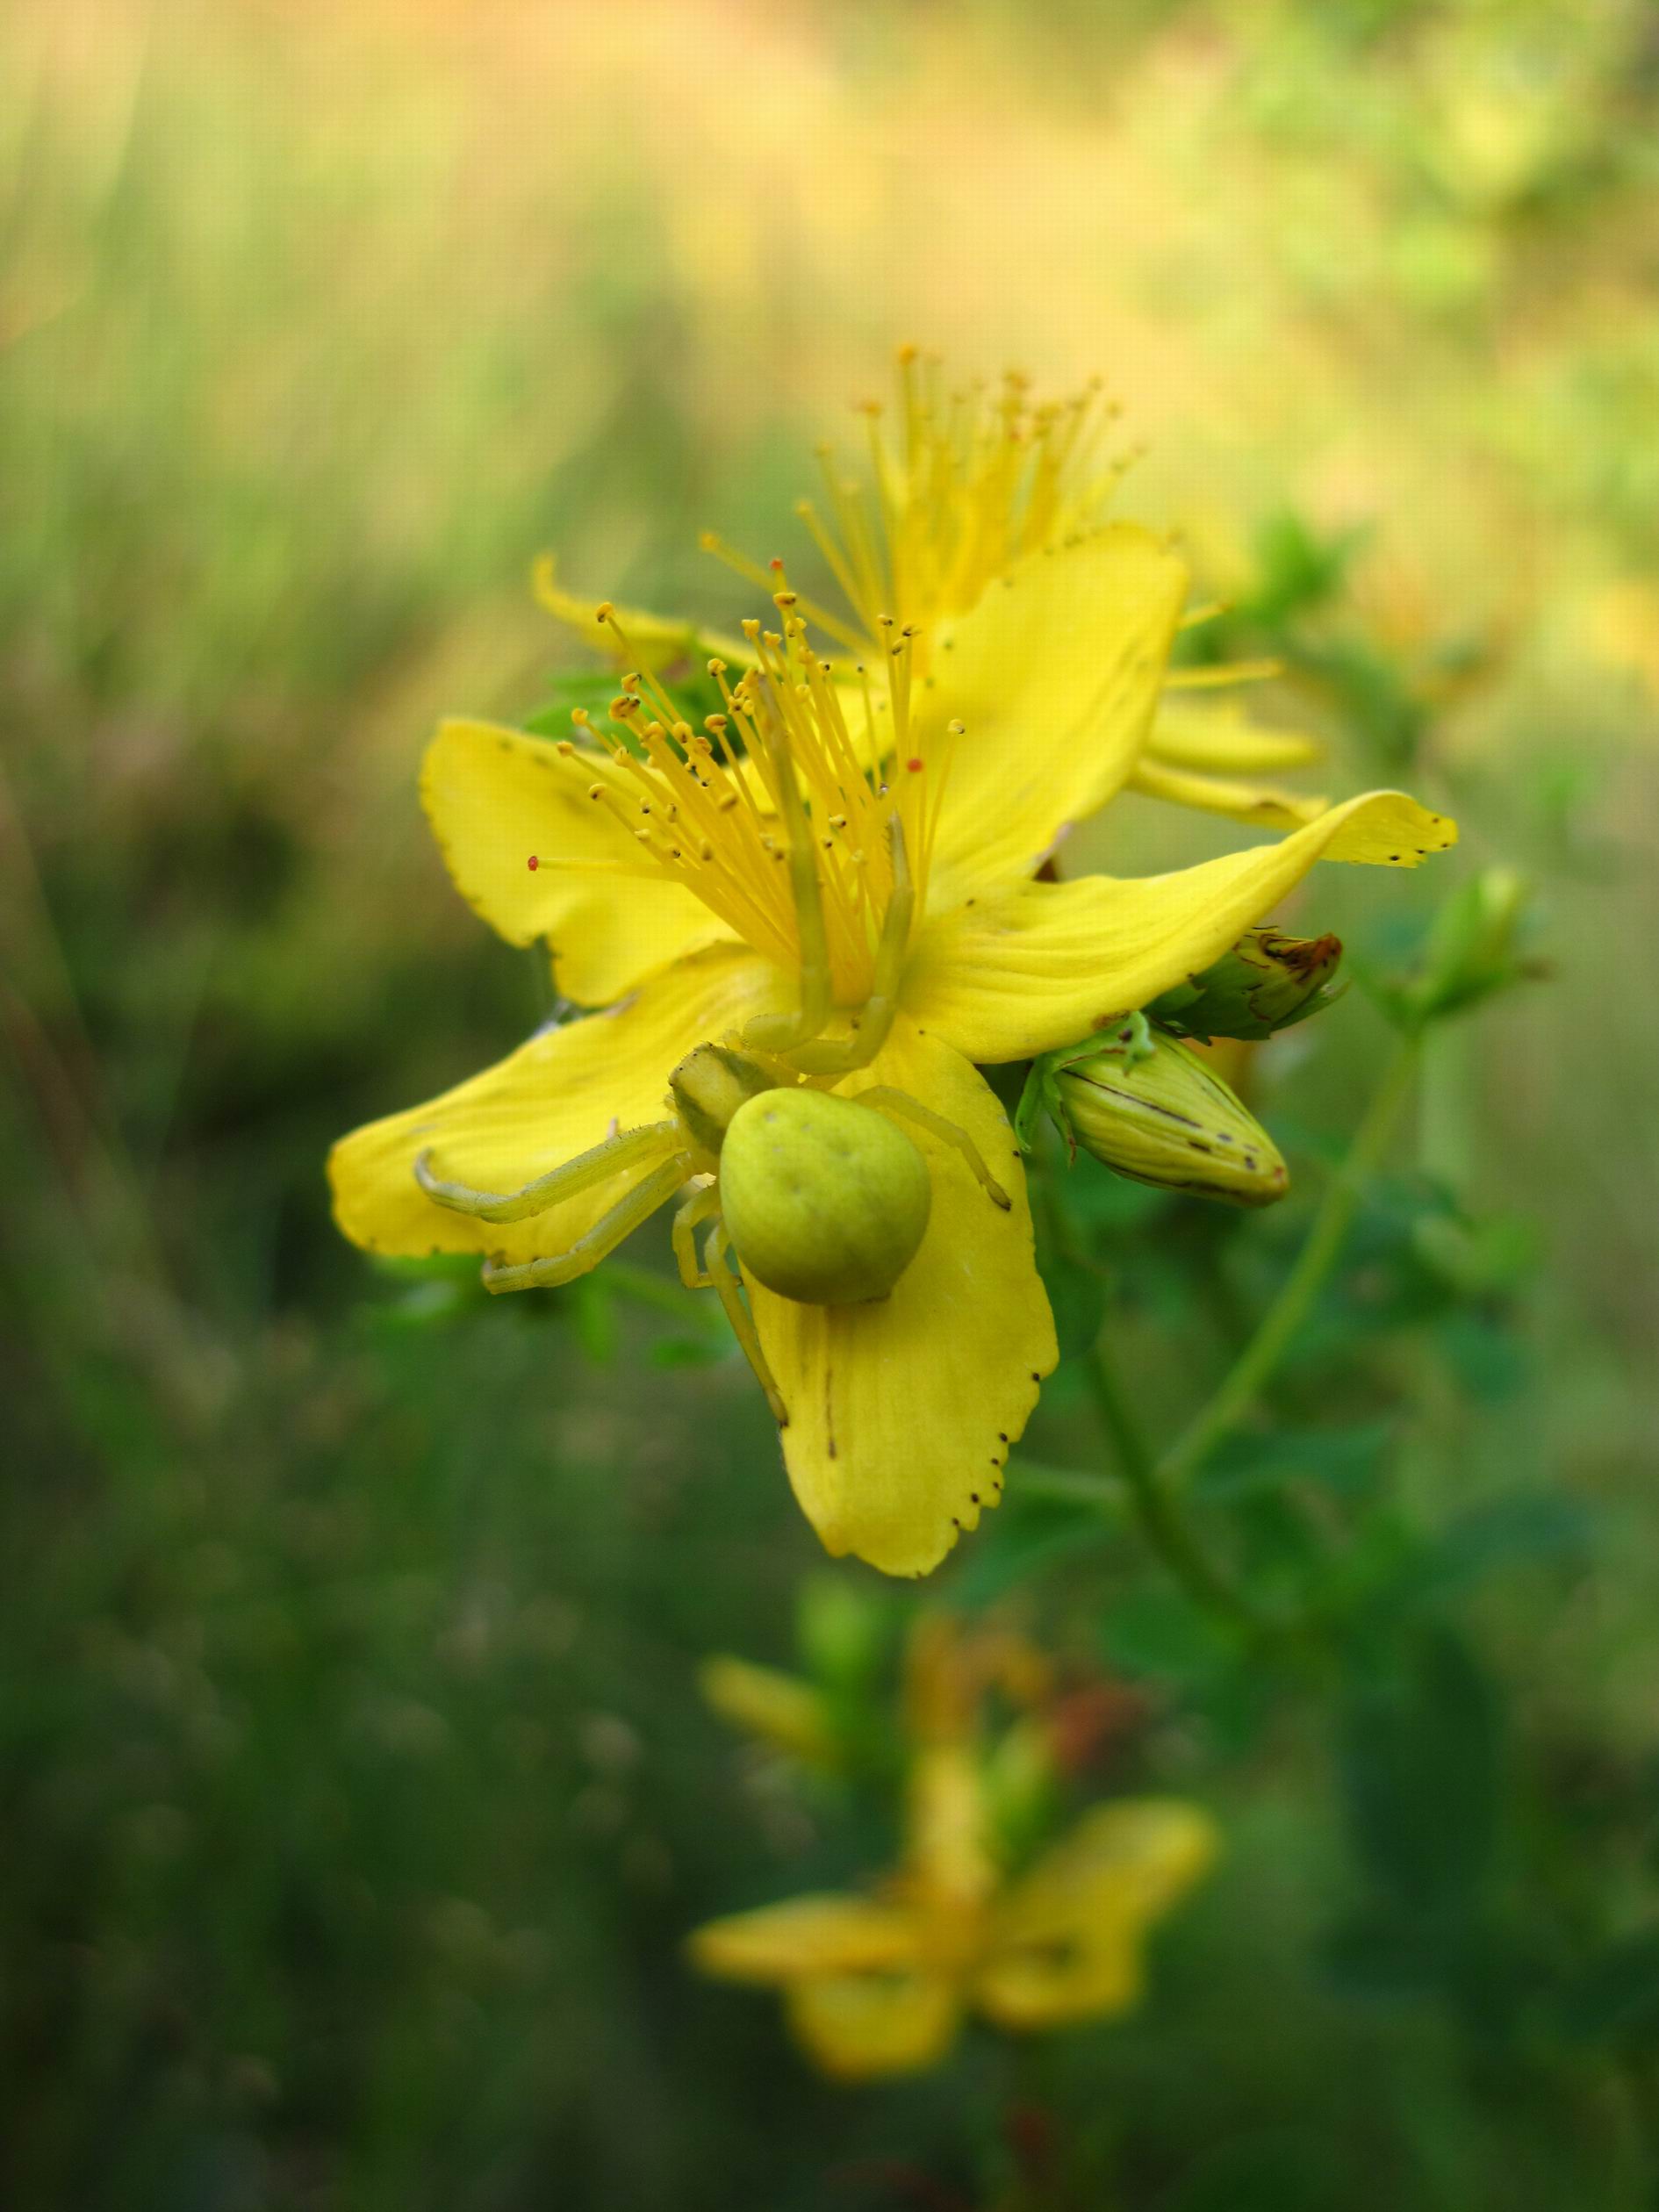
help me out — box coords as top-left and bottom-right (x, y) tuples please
(858, 1086), (1013, 1210)
(705, 1220), (790, 1427)
(743, 722), (833, 1058)
(672, 1181), (721, 1289)
(788, 815), (914, 1078)
(416, 1119), (682, 1224)
(482, 1155), (691, 1293)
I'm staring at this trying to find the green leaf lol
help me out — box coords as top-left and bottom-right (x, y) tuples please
(1419, 1493), (1598, 1594)
(950, 1497), (1111, 1608)
(1245, 508), (1363, 627)
(1433, 1311), (1529, 1403)
(1101, 1587), (1235, 1684)
(1170, 2129), (1347, 2212)
(520, 669), (628, 736)
(1194, 1420), (1394, 1501)
(1064, 1163), (1172, 1235)
(1338, 1623), (1501, 1914)
(1042, 1251), (1111, 1363)
(1556, 1929), (1659, 2048)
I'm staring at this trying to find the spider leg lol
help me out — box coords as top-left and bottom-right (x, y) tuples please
(789, 815), (914, 1076)
(416, 1119), (681, 1225)
(672, 1181), (721, 1289)
(706, 1221), (790, 1427)
(743, 719), (833, 1057)
(858, 1086), (1012, 1210)
(481, 1155), (690, 1292)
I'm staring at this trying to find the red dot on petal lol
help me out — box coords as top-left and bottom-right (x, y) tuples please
(527, 855), (540, 872)
(907, 757), (925, 773)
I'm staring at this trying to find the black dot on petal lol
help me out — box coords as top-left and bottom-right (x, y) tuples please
(998, 1432), (1009, 1442)
(970, 1492), (980, 1505)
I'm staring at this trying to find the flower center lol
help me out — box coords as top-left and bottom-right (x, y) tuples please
(569, 591), (962, 1009)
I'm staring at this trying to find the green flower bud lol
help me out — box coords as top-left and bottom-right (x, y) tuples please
(1054, 1031), (1289, 1207)
(666, 1043), (775, 1157)
(1399, 866), (1537, 1024)
(796, 1573), (887, 1694)
(720, 1088), (931, 1304)
(1148, 927), (1346, 1043)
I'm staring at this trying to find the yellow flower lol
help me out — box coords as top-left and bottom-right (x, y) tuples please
(328, 360), (1455, 1578)
(687, 1740), (1217, 2081)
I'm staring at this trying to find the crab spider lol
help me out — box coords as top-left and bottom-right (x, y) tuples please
(413, 818), (1009, 1426)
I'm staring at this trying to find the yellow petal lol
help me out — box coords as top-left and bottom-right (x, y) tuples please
(687, 1895), (930, 1984)
(744, 1023), (1058, 1578)
(422, 718), (737, 1007)
(1146, 700), (1323, 775)
(903, 788), (1457, 1065)
(975, 1799), (1218, 2031)
(698, 1656), (840, 1767)
(786, 1969), (962, 2080)
(1127, 757), (1330, 833)
(327, 948), (781, 1267)
(533, 554), (749, 671)
(921, 527), (1189, 907)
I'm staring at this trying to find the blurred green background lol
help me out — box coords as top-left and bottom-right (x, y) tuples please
(4, 0), (1657, 2204)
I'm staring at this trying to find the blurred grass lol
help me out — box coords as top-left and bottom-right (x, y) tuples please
(3, 0), (1658, 2204)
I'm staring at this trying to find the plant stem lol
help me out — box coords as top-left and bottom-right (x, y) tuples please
(1084, 1331), (1268, 1631)
(1034, 1121), (1268, 1628)
(1161, 1032), (1422, 1488)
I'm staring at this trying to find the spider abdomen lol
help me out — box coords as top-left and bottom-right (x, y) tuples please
(720, 1088), (930, 1306)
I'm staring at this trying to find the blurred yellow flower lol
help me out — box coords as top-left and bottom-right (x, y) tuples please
(328, 362), (1455, 1577)
(690, 1728), (1216, 2080)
